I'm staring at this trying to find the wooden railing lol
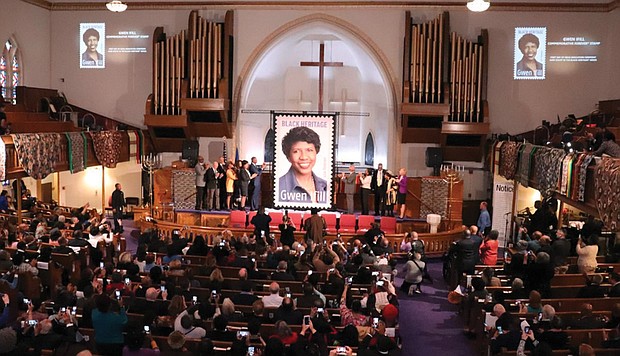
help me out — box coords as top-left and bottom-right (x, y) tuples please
(138, 218), (465, 256)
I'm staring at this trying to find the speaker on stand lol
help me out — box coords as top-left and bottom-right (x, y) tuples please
(182, 139), (200, 167)
(425, 147), (443, 176)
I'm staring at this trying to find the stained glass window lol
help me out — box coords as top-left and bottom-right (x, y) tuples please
(0, 56), (6, 99)
(1, 37), (21, 104)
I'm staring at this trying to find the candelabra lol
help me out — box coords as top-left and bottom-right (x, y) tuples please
(440, 164), (463, 230)
(141, 153), (162, 217)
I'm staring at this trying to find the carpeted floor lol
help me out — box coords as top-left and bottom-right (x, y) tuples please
(396, 259), (478, 356)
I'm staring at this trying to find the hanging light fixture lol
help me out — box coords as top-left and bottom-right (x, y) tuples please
(467, 0), (491, 12)
(106, 1), (128, 12)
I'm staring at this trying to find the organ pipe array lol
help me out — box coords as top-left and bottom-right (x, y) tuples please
(403, 11), (488, 123)
(150, 10), (232, 117)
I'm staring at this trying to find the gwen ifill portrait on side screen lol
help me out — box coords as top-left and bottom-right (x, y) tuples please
(515, 33), (543, 78)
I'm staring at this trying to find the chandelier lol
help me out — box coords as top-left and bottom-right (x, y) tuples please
(467, 0), (491, 12)
(106, 1), (128, 12)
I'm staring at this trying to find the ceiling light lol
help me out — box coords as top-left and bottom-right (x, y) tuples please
(106, 1), (128, 12)
(467, 0), (491, 12)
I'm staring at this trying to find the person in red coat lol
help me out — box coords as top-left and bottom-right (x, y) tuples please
(480, 229), (499, 265)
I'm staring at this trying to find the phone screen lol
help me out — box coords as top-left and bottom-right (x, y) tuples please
(303, 315), (310, 325)
(144, 325), (150, 333)
(372, 317), (379, 328)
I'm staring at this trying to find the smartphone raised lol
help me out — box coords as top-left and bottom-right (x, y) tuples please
(144, 325), (150, 334)
(372, 317), (379, 328)
(303, 315), (311, 325)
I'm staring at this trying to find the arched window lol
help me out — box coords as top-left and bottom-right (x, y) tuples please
(264, 128), (275, 162)
(364, 132), (375, 166)
(0, 37), (22, 104)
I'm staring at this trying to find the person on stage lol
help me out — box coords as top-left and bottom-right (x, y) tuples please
(205, 161), (219, 211)
(238, 160), (256, 211)
(384, 171), (397, 217)
(360, 168), (372, 215)
(217, 156), (227, 210)
(371, 163), (387, 216)
(225, 162), (237, 210)
(194, 156), (207, 210)
(341, 164), (357, 214)
(249, 157), (266, 211)
(396, 168), (408, 219)
(278, 126), (327, 204)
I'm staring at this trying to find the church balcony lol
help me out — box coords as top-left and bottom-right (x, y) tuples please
(1, 130), (152, 180)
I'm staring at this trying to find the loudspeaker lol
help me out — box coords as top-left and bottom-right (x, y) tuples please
(182, 140), (199, 166)
(425, 147), (443, 167)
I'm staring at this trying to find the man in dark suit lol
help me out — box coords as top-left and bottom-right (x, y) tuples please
(274, 297), (303, 326)
(371, 163), (387, 216)
(450, 229), (477, 276)
(205, 162), (218, 211)
(111, 183), (126, 233)
(217, 156), (227, 210)
(238, 160), (253, 210)
(608, 272), (620, 297)
(231, 283), (259, 306)
(249, 157), (265, 211)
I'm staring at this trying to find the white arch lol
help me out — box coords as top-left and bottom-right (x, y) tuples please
(234, 13), (400, 168)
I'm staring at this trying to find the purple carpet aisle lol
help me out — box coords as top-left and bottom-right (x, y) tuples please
(396, 260), (478, 356)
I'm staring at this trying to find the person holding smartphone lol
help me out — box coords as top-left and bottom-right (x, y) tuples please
(339, 284), (369, 326)
(278, 215), (296, 248)
(91, 293), (127, 356)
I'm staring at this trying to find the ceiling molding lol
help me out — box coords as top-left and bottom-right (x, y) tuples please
(20, 1), (620, 13)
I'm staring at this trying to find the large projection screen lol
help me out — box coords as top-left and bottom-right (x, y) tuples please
(273, 113), (335, 210)
(514, 27), (547, 80)
(80, 23), (106, 69)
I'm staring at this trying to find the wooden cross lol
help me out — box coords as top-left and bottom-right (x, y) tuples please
(300, 42), (343, 112)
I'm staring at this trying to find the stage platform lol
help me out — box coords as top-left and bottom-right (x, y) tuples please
(136, 207), (437, 234)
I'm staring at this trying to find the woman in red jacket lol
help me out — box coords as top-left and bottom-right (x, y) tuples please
(479, 229), (499, 265)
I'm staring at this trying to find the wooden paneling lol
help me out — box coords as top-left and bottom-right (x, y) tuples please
(144, 115), (188, 127)
(401, 127), (441, 143)
(15, 86), (58, 112)
(180, 98), (228, 111)
(10, 121), (77, 133)
(401, 103), (450, 117)
(441, 122), (489, 135)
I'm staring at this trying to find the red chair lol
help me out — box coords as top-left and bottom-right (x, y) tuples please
(268, 211), (283, 230)
(338, 214), (357, 233)
(229, 210), (247, 228)
(357, 215), (376, 232)
(380, 216), (397, 234)
(321, 213), (338, 234)
(288, 212), (304, 229)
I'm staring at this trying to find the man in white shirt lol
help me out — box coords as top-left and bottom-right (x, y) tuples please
(261, 282), (284, 308)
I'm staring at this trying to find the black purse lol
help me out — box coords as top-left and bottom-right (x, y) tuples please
(413, 259), (433, 284)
